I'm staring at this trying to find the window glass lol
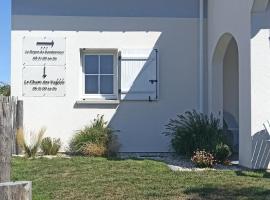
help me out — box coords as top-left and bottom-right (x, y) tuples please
(100, 55), (114, 74)
(100, 75), (113, 94)
(83, 53), (115, 96)
(85, 75), (98, 94)
(85, 55), (99, 74)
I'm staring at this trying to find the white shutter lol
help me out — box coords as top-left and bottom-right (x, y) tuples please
(120, 49), (158, 101)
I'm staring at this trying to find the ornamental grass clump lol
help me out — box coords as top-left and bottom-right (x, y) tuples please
(69, 115), (119, 157)
(191, 150), (215, 168)
(16, 127), (46, 158)
(41, 137), (61, 155)
(164, 110), (227, 156)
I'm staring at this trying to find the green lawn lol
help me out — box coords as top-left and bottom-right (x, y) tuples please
(12, 157), (270, 200)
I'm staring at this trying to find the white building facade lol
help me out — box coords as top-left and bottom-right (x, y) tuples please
(11, 0), (270, 169)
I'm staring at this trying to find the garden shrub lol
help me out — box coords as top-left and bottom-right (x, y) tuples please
(82, 143), (106, 157)
(16, 127), (46, 158)
(214, 143), (232, 163)
(191, 150), (215, 168)
(69, 115), (119, 156)
(41, 137), (61, 155)
(164, 110), (227, 156)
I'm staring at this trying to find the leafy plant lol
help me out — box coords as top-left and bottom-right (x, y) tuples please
(41, 137), (61, 155)
(191, 150), (215, 168)
(69, 115), (119, 156)
(164, 110), (227, 156)
(214, 143), (232, 163)
(16, 127), (46, 158)
(0, 82), (10, 96)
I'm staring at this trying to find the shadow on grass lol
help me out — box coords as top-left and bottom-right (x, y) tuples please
(106, 156), (144, 161)
(235, 170), (270, 179)
(105, 155), (189, 167)
(184, 186), (270, 200)
(106, 157), (171, 166)
(106, 153), (188, 162)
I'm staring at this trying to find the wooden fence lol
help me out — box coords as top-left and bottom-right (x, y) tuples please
(0, 96), (23, 155)
(0, 96), (31, 199)
(0, 96), (23, 182)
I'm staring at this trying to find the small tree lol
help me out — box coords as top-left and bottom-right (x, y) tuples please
(0, 82), (10, 96)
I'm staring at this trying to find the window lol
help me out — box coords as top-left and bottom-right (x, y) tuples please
(80, 48), (158, 102)
(82, 50), (118, 99)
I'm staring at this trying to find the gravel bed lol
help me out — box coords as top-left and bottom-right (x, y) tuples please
(12, 154), (71, 159)
(143, 156), (243, 171)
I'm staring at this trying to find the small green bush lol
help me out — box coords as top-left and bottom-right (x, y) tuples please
(41, 137), (61, 155)
(69, 115), (119, 156)
(214, 143), (232, 163)
(164, 110), (227, 156)
(191, 150), (215, 168)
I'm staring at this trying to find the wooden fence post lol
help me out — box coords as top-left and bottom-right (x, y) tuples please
(0, 97), (31, 200)
(0, 181), (32, 200)
(16, 100), (23, 154)
(11, 97), (17, 155)
(0, 97), (12, 182)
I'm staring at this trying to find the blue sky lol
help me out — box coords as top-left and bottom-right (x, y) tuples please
(0, 0), (11, 83)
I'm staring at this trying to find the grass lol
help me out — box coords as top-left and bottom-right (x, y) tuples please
(12, 157), (270, 200)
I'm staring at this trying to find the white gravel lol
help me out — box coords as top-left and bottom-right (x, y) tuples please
(144, 156), (243, 171)
(12, 154), (71, 159)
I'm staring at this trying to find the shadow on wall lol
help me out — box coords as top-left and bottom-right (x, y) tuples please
(105, 22), (199, 152)
(12, 0), (200, 26)
(107, 45), (169, 153)
(251, 129), (270, 169)
(223, 111), (239, 153)
(251, 1), (270, 37)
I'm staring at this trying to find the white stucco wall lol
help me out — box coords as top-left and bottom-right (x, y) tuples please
(11, 15), (200, 152)
(208, 0), (253, 168)
(250, 3), (270, 168)
(251, 5), (270, 134)
(251, 30), (270, 134)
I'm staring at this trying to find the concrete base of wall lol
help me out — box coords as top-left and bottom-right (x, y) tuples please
(117, 152), (175, 159)
(0, 181), (32, 200)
